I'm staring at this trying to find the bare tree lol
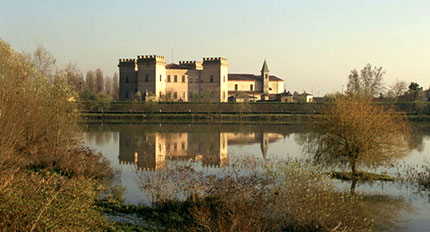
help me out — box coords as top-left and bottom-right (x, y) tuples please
(105, 76), (113, 97)
(95, 68), (104, 93)
(86, 70), (96, 92)
(346, 64), (385, 97)
(307, 96), (412, 192)
(112, 72), (119, 100)
(64, 62), (85, 92)
(390, 80), (407, 102)
(33, 46), (56, 79)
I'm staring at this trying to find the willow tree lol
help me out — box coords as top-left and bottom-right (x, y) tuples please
(308, 96), (412, 185)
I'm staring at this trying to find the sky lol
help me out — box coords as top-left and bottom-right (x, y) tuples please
(1, 0), (429, 96)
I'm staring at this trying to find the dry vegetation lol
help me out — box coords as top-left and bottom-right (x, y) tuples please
(307, 96), (412, 177)
(0, 39), (113, 230)
(134, 158), (374, 231)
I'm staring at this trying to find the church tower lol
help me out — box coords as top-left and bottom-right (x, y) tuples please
(261, 60), (270, 94)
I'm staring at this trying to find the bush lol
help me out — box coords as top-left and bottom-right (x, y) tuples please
(0, 39), (114, 231)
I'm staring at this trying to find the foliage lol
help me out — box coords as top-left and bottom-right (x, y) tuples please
(346, 63), (385, 97)
(307, 95), (412, 178)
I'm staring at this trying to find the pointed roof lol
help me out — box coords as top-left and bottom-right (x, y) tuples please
(261, 60), (269, 72)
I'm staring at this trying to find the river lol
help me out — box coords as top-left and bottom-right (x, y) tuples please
(84, 122), (430, 231)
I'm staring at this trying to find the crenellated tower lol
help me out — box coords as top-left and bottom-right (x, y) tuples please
(201, 57), (229, 102)
(136, 55), (167, 100)
(118, 58), (137, 101)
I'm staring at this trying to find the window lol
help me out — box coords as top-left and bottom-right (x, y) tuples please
(174, 75), (177, 82)
(145, 74), (148, 82)
(160, 75), (162, 81)
(125, 92), (129, 98)
(182, 75), (185, 82)
(181, 143), (185, 150)
(223, 91), (226, 99)
(265, 74), (268, 79)
(210, 75), (213, 83)
(182, 92), (186, 99)
(235, 84), (238, 91)
(250, 84), (253, 91)
(125, 76), (129, 83)
(167, 75), (171, 82)
(173, 92), (177, 98)
(174, 143), (177, 151)
(223, 75), (226, 82)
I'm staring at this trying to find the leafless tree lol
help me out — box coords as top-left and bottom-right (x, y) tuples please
(105, 76), (113, 97)
(307, 95), (412, 192)
(346, 64), (385, 97)
(86, 70), (97, 92)
(95, 68), (104, 93)
(390, 80), (408, 102)
(112, 72), (119, 100)
(33, 46), (56, 79)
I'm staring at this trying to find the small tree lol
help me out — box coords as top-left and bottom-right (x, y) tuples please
(308, 95), (412, 191)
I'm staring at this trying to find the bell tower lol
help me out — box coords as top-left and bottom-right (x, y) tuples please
(261, 60), (270, 94)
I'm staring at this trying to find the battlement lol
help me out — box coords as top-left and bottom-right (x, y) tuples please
(202, 57), (228, 65)
(179, 60), (203, 70)
(118, 58), (136, 67)
(137, 55), (166, 62)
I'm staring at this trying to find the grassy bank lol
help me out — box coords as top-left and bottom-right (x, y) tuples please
(81, 110), (430, 123)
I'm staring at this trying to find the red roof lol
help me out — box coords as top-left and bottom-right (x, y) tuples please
(228, 74), (283, 82)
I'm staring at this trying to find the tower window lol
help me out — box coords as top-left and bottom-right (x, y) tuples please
(223, 75), (226, 82)
(160, 75), (162, 81)
(174, 75), (177, 82)
(235, 84), (238, 91)
(250, 84), (253, 91)
(265, 74), (268, 79)
(145, 74), (148, 82)
(210, 75), (214, 83)
(182, 75), (185, 82)
(173, 92), (177, 98)
(167, 75), (171, 82)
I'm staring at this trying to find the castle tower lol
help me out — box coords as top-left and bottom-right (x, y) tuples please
(136, 55), (167, 100)
(261, 60), (270, 94)
(201, 57), (229, 102)
(118, 58), (137, 101)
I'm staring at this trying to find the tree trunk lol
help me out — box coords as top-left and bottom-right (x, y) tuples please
(350, 157), (357, 194)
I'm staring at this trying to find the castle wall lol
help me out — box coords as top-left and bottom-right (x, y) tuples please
(228, 80), (256, 92)
(269, 81), (284, 94)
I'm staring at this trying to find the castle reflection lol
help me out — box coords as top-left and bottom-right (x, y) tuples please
(118, 130), (283, 171)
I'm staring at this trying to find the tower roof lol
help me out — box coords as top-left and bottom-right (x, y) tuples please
(261, 60), (269, 72)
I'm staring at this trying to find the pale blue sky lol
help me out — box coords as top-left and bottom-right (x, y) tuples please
(1, 0), (429, 95)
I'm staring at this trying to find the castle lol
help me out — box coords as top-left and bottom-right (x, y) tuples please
(118, 55), (284, 102)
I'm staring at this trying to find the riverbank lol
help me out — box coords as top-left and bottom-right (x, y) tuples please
(81, 111), (430, 123)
